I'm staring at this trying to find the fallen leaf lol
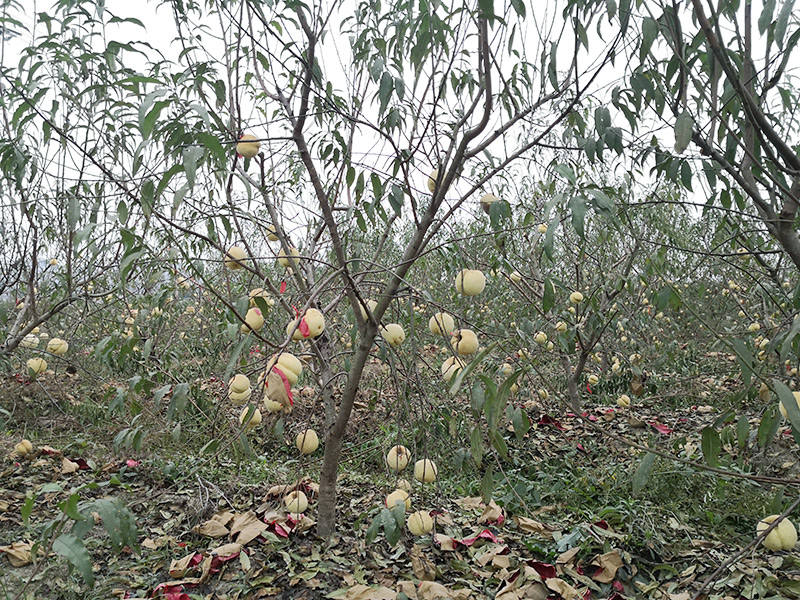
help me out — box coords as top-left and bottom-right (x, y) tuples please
(345, 584), (396, 599)
(397, 581), (418, 598)
(191, 519), (229, 538)
(591, 550), (623, 583)
(476, 545), (508, 567)
(229, 511), (268, 546)
(418, 581), (472, 599)
(557, 547), (580, 565)
(411, 545), (437, 581)
(433, 533), (458, 551)
(0, 540), (34, 566)
(454, 497), (485, 510)
(513, 516), (557, 539)
(169, 552), (203, 578)
(61, 457), (79, 474)
(478, 500), (505, 525)
(545, 577), (582, 600)
(210, 510), (234, 526)
(210, 542), (242, 558)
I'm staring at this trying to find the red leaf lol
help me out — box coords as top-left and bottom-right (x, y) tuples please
(592, 520), (609, 530)
(279, 281), (287, 294)
(67, 457), (91, 470)
(612, 581), (625, 592)
(587, 383), (592, 393)
(268, 521), (290, 538)
(576, 443), (586, 452)
(538, 415), (565, 431)
(649, 421), (673, 435)
(151, 583), (191, 600)
(125, 459), (141, 468)
(527, 561), (556, 580)
(188, 553), (203, 567)
(458, 529), (503, 546)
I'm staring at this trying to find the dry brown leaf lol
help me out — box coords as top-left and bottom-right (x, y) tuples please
(591, 550), (623, 583)
(345, 584), (396, 600)
(433, 533), (457, 551)
(628, 416), (646, 428)
(210, 510), (235, 526)
(210, 542), (242, 557)
(478, 500), (505, 524)
(169, 552), (199, 578)
(476, 545), (508, 567)
(411, 545), (437, 581)
(545, 577), (582, 600)
(292, 514), (316, 533)
(141, 537), (160, 550)
(229, 511), (267, 546)
(191, 519), (229, 538)
(493, 554), (511, 569)
(513, 516), (556, 539)
(0, 540), (34, 566)
(61, 457), (79, 474)
(496, 576), (549, 600)
(418, 581), (471, 599)
(556, 547), (580, 565)
(454, 497), (484, 510)
(397, 581), (417, 599)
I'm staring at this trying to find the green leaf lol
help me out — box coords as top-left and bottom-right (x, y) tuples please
(481, 463), (494, 504)
(59, 493), (87, 522)
(92, 499), (123, 551)
(542, 278), (555, 312)
(388, 184), (404, 217)
(182, 146), (204, 188)
(380, 507), (401, 546)
(775, 0), (795, 47)
(167, 382), (189, 421)
(674, 111), (693, 154)
(553, 163), (576, 185)
(378, 71), (393, 114)
(153, 384), (171, 410)
(730, 339), (756, 386)
(67, 195), (80, 231)
(478, 0), (495, 19)
(224, 336), (251, 382)
(632, 452), (657, 496)
(640, 17), (659, 62)
(511, 406), (530, 441)
(758, 0), (776, 34)
(470, 426), (483, 469)
(53, 534), (94, 587)
(773, 379), (800, 431)
(568, 195), (587, 238)
(491, 429), (509, 460)
(449, 342), (498, 396)
(737, 415), (749, 450)
(757, 404), (780, 448)
(366, 513), (382, 545)
(701, 427), (721, 467)
(156, 164), (184, 199)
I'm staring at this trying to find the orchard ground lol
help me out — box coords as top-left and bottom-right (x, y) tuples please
(1, 339), (799, 600)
